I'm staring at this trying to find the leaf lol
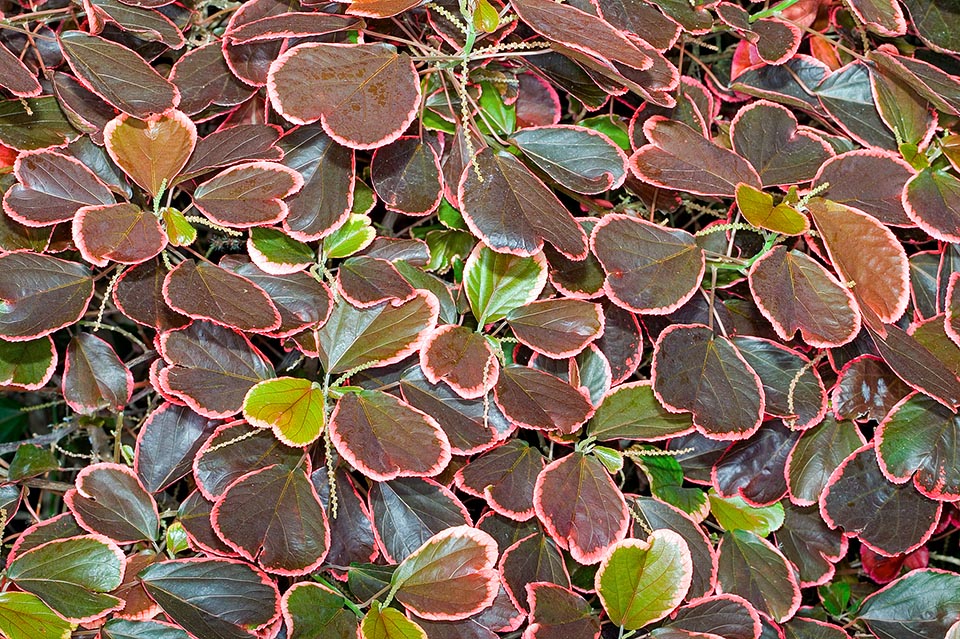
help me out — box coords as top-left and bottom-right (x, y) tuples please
(248, 227), (314, 275)
(904, 168), (960, 243)
(455, 439), (545, 520)
(179, 124), (283, 181)
(832, 355), (910, 422)
(6, 535), (124, 623)
(588, 381), (693, 442)
(847, 0), (906, 35)
(242, 377), (325, 447)
(139, 558), (280, 639)
(814, 62), (897, 150)
(499, 532), (571, 613)
(361, 602), (427, 639)
(633, 453), (707, 519)
(510, 125), (628, 194)
(281, 582), (357, 639)
(314, 290), (438, 374)
(716, 530), (801, 623)
(776, 503), (846, 588)
(420, 324), (498, 400)
(8, 444), (58, 481)
(113, 260), (189, 331)
(104, 110), (196, 197)
(59, 31), (178, 118)
(595, 530), (692, 630)
(0, 336), (56, 390)
(708, 491), (784, 537)
(158, 321), (275, 419)
(652, 324), (764, 440)
(338, 256), (416, 308)
(591, 214), (705, 314)
(459, 148), (588, 259)
(533, 452), (628, 564)
(226, 11), (362, 43)
(101, 619), (191, 639)
(371, 137), (443, 215)
(134, 402), (216, 493)
(211, 464), (329, 575)
(63, 333), (132, 414)
(630, 117), (761, 197)
(820, 445), (941, 556)
(747, 246), (860, 348)
(494, 365), (594, 434)
(65, 462), (159, 543)
(168, 42), (254, 114)
(0, 592), (73, 639)
(876, 393), (960, 500)
(664, 594), (761, 639)
(193, 162), (304, 228)
(163, 260), (281, 333)
(324, 213), (376, 258)
(268, 42), (421, 150)
(507, 299), (603, 358)
(900, 0), (960, 53)
(464, 244), (547, 326)
(524, 582), (601, 639)
(867, 322), (960, 408)
(856, 569), (960, 639)
(786, 415), (865, 506)
(813, 149), (914, 226)
(330, 390), (451, 481)
(73, 203), (167, 267)
(735, 185), (809, 236)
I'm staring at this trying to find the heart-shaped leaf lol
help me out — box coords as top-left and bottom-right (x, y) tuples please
(268, 42), (421, 150)
(420, 324), (499, 399)
(904, 167), (960, 243)
(63, 333), (132, 414)
(281, 582), (358, 639)
(459, 148), (587, 259)
(500, 532), (571, 613)
(494, 365), (595, 434)
(0, 592), (73, 639)
(464, 244), (547, 326)
(511, 125), (628, 194)
(361, 602), (427, 639)
(0, 336), (56, 390)
(588, 381), (693, 442)
(371, 137), (443, 216)
(73, 203), (167, 267)
(243, 377), (326, 447)
(813, 149), (914, 226)
(65, 462), (159, 544)
(104, 110), (196, 197)
(735, 184), (810, 236)
(591, 214), (704, 314)
(455, 439), (545, 520)
(716, 530), (801, 623)
(525, 582), (601, 639)
(595, 530), (693, 630)
(193, 162), (304, 228)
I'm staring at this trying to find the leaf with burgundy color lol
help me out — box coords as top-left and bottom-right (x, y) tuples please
(591, 214), (704, 315)
(510, 125), (628, 195)
(499, 532), (570, 613)
(831, 355), (910, 422)
(362, 602), (427, 639)
(103, 111), (195, 198)
(900, 0), (960, 51)
(0, 208), (52, 253)
(663, 595), (761, 639)
(211, 464), (329, 575)
(459, 148), (587, 259)
(6, 535), (124, 623)
(59, 31), (178, 118)
(312, 466), (379, 570)
(544, 220), (605, 300)
(268, 42), (420, 149)
(775, 503), (846, 587)
(314, 290), (438, 374)
(0, 336), (56, 390)
(464, 245), (547, 326)
(456, 440), (545, 520)
(708, 491), (784, 537)
(525, 582), (601, 639)
(494, 365), (594, 434)
(62, 333), (132, 414)
(139, 558), (280, 639)
(65, 462), (158, 543)
(533, 452), (628, 564)
(8, 514), (85, 562)
(652, 324), (764, 440)
(713, 421), (800, 506)
(163, 260), (281, 333)
(814, 63), (897, 150)
(0, 42), (40, 98)
(420, 324), (499, 400)
(813, 150), (914, 226)
(242, 377), (325, 447)
(346, 0), (420, 17)
(338, 256), (416, 308)
(716, 530), (800, 623)
(73, 203), (166, 267)
(221, 0), (287, 87)
(596, 301), (643, 385)
(847, 0), (906, 35)
(592, 0), (680, 50)
(507, 299), (603, 358)
(179, 124), (283, 181)
(856, 569), (960, 639)
(100, 619), (191, 639)
(193, 162), (303, 228)
(821, 445), (941, 556)
(904, 167), (960, 243)
(282, 581), (357, 639)
(3, 150), (114, 227)
(158, 321), (275, 419)
(630, 117), (761, 197)
(785, 415), (865, 507)
(113, 259), (189, 331)
(588, 381), (693, 441)
(135, 403), (217, 493)
(867, 322), (960, 408)
(735, 185), (810, 236)
(371, 137), (443, 216)
(369, 478), (471, 563)
(226, 11), (362, 42)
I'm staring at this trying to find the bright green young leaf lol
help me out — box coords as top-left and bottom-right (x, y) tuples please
(243, 377), (326, 447)
(633, 451), (708, 519)
(361, 602), (427, 639)
(161, 208), (197, 247)
(249, 226), (314, 272)
(736, 183), (809, 236)
(473, 0), (500, 32)
(165, 522), (189, 556)
(324, 213), (376, 259)
(8, 444), (58, 480)
(595, 530), (693, 630)
(0, 337), (56, 390)
(0, 592), (74, 639)
(463, 244), (547, 325)
(708, 489), (784, 536)
(477, 81), (515, 137)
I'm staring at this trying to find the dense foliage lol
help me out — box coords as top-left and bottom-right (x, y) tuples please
(0, 0), (959, 636)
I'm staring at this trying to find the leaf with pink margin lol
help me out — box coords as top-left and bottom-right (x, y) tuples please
(494, 365), (595, 434)
(663, 595), (761, 639)
(868, 49), (960, 116)
(338, 256), (417, 309)
(362, 602), (427, 639)
(268, 42), (421, 150)
(420, 324), (499, 400)
(211, 464), (329, 576)
(596, 301), (644, 385)
(3, 150), (114, 227)
(856, 569), (960, 639)
(751, 18), (802, 65)
(506, 299), (603, 358)
(785, 415), (866, 507)
(179, 124), (283, 181)
(592, 214), (704, 315)
(221, 0), (288, 87)
(592, 0), (680, 51)
(135, 402), (218, 493)
(281, 581), (358, 639)
(652, 324), (764, 441)
(510, 125), (628, 195)
(103, 110), (196, 197)
(169, 42), (256, 115)
(243, 377), (326, 447)
(459, 148), (588, 259)
(346, 0), (420, 18)
(729, 101), (832, 187)
(64, 462), (158, 544)
(588, 381), (694, 442)
(0, 336), (56, 390)
(948, 273), (960, 348)
(814, 62), (897, 150)
(315, 290), (438, 374)
(716, 530), (800, 623)
(524, 582), (601, 639)
(712, 421), (800, 506)
(331, 390), (451, 481)
(312, 466), (379, 572)
(807, 197), (909, 324)
(904, 167), (960, 243)
(0, 42), (40, 97)
(533, 452), (628, 564)
(813, 150), (914, 226)
(226, 11), (363, 43)
(455, 439), (545, 521)
(159, 321), (275, 419)
(163, 260), (281, 333)
(178, 491), (238, 557)
(193, 162), (304, 229)
(630, 117), (761, 197)
(59, 31), (179, 118)
(871, 62), (937, 150)
(63, 333), (132, 414)
(831, 355), (911, 422)
(73, 203), (166, 267)
(113, 259), (189, 331)
(499, 532), (571, 613)
(776, 503), (847, 588)
(371, 137), (443, 215)
(847, 0), (906, 36)
(820, 445), (941, 557)
(867, 322), (960, 408)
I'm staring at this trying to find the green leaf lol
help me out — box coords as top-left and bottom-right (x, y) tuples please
(579, 115), (631, 151)
(325, 213), (376, 259)
(0, 337), (56, 390)
(248, 227), (314, 270)
(634, 452), (708, 518)
(8, 444), (58, 481)
(708, 489), (784, 536)
(588, 382), (693, 442)
(858, 569), (960, 638)
(595, 530), (693, 630)
(426, 230), (475, 273)
(736, 183), (809, 235)
(477, 81), (515, 137)
(161, 208), (196, 247)
(282, 582), (357, 639)
(0, 592), (74, 639)
(463, 244), (547, 325)
(165, 522), (189, 556)
(243, 377), (326, 447)
(101, 619), (191, 639)
(361, 602), (427, 639)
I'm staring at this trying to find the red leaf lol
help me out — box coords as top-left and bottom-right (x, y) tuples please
(63, 333), (133, 414)
(371, 136), (444, 216)
(338, 256), (417, 308)
(0, 42), (41, 97)
(506, 299), (604, 358)
(0, 253), (93, 341)
(73, 203), (167, 267)
(103, 110), (196, 197)
(455, 440), (545, 521)
(64, 462), (158, 544)
(193, 162), (304, 228)
(494, 365), (595, 434)
(420, 324), (499, 400)
(524, 582), (601, 639)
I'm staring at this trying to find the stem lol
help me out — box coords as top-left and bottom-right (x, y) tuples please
(750, 0), (802, 22)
